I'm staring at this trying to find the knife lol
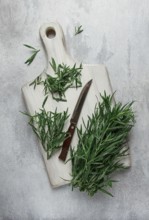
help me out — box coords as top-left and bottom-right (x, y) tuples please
(59, 79), (93, 161)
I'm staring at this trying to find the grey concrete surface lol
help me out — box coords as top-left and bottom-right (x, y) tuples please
(0, 0), (149, 219)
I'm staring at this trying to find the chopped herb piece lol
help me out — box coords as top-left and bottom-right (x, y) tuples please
(42, 95), (48, 108)
(30, 58), (83, 102)
(75, 25), (83, 36)
(29, 75), (43, 89)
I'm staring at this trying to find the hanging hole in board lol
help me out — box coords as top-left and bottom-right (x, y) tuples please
(46, 28), (56, 39)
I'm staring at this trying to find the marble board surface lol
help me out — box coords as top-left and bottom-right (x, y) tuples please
(0, 0), (149, 219)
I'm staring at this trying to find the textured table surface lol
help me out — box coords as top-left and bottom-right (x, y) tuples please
(0, 0), (149, 219)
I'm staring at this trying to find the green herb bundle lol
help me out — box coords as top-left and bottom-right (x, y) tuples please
(30, 58), (82, 102)
(70, 92), (135, 196)
(24, 108), (69, 159)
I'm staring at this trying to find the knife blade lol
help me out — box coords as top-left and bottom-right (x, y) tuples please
(59, 79), (92, 161)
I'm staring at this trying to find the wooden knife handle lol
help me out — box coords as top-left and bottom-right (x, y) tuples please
(59, 123), (76, 161)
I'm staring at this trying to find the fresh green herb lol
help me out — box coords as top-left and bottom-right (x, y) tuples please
(75, 25), (83, 36)
(30, 58), (82, 102)
(29, 75), (43, 89)
(42, 96), (48, 108)
(70, 92), (135, 197)
(23, 108), (69, 159)
(24, 44), (40, 65)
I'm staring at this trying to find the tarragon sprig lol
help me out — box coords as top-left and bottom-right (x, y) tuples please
(70, 92), (135, 197)
(23, 108), (69, 159)
(24, 44), (40, 65)
(74, 25), (83, 36)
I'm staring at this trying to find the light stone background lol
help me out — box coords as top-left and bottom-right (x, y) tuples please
(0, 0), (149, 219)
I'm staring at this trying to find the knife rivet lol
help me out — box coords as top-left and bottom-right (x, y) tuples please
(71, 126), (74, 129)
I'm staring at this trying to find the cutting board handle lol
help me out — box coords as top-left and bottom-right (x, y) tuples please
(40, 22), (74, 74)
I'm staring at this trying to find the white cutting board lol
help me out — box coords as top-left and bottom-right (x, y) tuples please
(22, 22), (131, 187)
